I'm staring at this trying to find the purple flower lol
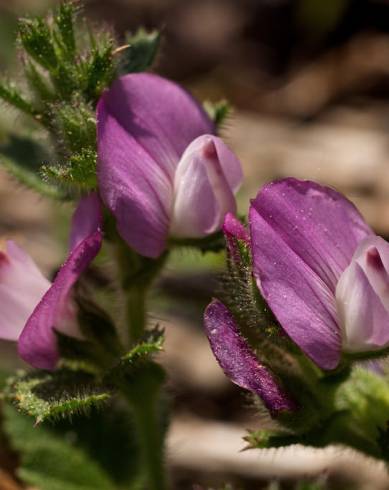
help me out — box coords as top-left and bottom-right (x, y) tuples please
(248, 178), (387, 369)
(97, 73), (243, 258)
(205, 178), (389, 409)
(0, 194), (102, 370)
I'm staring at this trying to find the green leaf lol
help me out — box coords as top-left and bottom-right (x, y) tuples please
(54, 2), (77, 60)
(83, 43), (115, 103)
(1, 154), (64, 199)
(24, 61), (55, 105)
(109, 326), (164, 379)
(4, 370), (111, 424)
(18, 17), (58, 71)
(121, 28), (160, 73)
(51, 99), (96, 153)
(3, 404), (115, 490)
(204, 99), (232, 129)
(42, 148), (97, 190)
(0, 134), (64, 198)
(0, 80), (41, 120)
(56, 402), (141, 486)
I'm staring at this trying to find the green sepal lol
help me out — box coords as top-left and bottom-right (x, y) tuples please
(204, 99), (232, 129)
(3, 404), (116, 490)
(4, 369), (111, 424)
(120, 28), (160, 73)
(170, 230), (226, 253)
(107, 326), (164, 380)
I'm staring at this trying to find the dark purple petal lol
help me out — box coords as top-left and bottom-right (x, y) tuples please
(69, 193), (103, 251)
(204, 299), (296, 414)
(249, 178), (373, 369)
(18, 196), (103, 370)
(97, 73), (214, 257)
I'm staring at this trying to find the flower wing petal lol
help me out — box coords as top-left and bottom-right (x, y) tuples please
(18, 195), (103, 369)
(337, 261), (389, 352)
(0, 242), (50, 341)
(171, 136), (237, 238)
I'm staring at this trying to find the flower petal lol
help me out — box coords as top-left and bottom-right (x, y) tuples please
(0, 241), (50, 341)
(223, 213), (249, 263)
(18, 197), (103, 370)
(97, 73), (214, 257)
(251, 178), (372, 291)
(170, 135), (237, 238)
(204, 299), (296, 414)
(250, 201), (340, 370)
(249, 178), (373, 370)
(69, 193), (103, 251)
(336, 261), (389, 352)
(223, 212), (250, 244)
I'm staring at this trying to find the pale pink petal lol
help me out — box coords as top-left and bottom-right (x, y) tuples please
(170, 135), (237, 238)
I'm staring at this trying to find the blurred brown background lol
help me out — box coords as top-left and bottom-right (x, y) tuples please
(2, 1), (389, 489)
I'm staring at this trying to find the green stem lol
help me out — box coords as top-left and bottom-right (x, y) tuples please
(112, 236), (169, 489)
(120, 363), (167, 490)
(124, 286), (146, 343)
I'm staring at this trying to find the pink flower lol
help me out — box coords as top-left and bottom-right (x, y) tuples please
(97, 73), (242, 258)
(0, 194), (103, 370)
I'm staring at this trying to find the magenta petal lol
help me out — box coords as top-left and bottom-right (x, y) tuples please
(69, 193), (103, 251)
(249, 178), (373, 369)
(97, 73), (214, 257)
(204, 300), (296, 414)
(251, 178), (373, 291)
(18, 196), (103, 370)
(223, 213), (249, 262)
(223, 213), (250, 244)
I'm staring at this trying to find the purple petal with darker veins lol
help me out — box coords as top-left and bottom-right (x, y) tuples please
(18, 196), (103, 370)
(204, 300), (296, 414)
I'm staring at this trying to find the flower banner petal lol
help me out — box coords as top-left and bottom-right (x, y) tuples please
(204, 300), (296, 414)
(250, 203), (341, 370)
(251, 178), (372, 291)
